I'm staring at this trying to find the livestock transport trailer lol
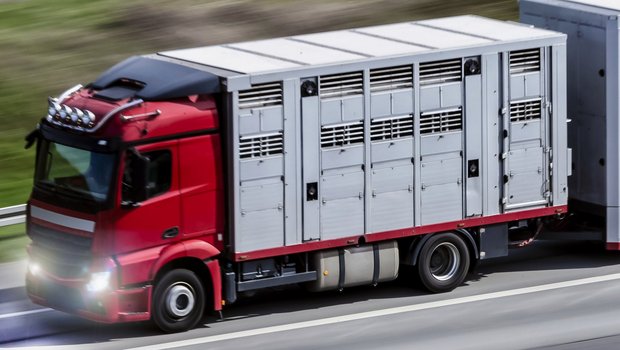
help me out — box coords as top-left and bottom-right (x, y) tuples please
(24, 14), (569, 332)
(520, 0), (620, 249)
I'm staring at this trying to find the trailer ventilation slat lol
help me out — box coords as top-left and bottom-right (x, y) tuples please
(319, 71), (364, 99)
(510, 99), (542, 122)
(420, 108), (462, 134)
(239, 133), (283, 159)
(420, 59), (462, 85)
(238, 82), (283, 109)
(370, 65), (413, 93)
(510, 49), (541, 74)
(371, 115), (414, 141)
(321, 122), (364, 148)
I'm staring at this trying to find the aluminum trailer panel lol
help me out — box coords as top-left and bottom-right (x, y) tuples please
(161, 15), (568, 257)
(521, 0), (620, 247)
(161, 15), (560, 75)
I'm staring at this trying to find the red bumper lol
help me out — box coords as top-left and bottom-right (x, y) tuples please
(26, 271), (153, 324)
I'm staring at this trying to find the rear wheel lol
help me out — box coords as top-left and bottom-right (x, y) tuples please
(417, 232), (470, 293)
(152, 269), (205, 333)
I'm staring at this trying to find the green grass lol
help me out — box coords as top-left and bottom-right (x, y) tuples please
(0, 224), (28, 263)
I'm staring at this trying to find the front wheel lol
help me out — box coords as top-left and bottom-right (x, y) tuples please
(152, 269), (205, 333)
(417, 232), (470, 293)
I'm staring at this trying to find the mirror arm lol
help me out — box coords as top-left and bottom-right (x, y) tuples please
(24, 126), (40, 149)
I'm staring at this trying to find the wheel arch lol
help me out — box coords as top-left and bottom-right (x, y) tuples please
(151, 240), (222, 313)
(153, 257), (216, 312)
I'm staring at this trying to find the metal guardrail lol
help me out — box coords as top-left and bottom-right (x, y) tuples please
(0, 205), (26, 228)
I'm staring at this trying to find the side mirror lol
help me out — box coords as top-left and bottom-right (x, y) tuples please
(122, 148), (150, 207)
(24, 127), (40, 149)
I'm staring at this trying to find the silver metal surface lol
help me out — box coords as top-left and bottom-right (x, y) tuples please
(521, 0), (611, 242)
(57, 84), (83, 103)
(430, 242), (460, 281)
(160, 15), (562, 75)
(194, 13), (569, 253)
(165, 283), (195, 318)
(90, 99), (144, 133)
(565, 0), (620, 11)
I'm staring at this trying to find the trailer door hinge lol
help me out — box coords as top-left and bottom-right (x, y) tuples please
(501, 197), (507, 204)
(501, 152), (508, 160)
(545, 101), (553, 115)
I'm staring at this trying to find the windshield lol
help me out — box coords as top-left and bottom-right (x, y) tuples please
(35, 140), (116, 203)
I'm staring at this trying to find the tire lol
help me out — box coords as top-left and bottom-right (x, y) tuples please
(417, 232), (470, 293)
(152, 269), (205, 333)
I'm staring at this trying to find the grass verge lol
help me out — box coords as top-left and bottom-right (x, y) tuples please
(0, 224), (28, 263)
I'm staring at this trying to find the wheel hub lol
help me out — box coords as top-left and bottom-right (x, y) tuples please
(165, 282), (196, 318)
(429, 242), (460, 281)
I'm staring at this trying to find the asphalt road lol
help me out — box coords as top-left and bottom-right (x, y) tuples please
(3, 239), (620, 350)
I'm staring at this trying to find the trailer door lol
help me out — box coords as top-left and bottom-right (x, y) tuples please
(301, 72), (366, 242)
(419, 59), (464, 225)
(503, 48), (551, 211)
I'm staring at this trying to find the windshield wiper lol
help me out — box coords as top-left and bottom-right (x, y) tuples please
(55, 183), (97, 201)
(37, 181), (96, 202)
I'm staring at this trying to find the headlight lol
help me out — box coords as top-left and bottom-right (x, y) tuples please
(60, 105), (72, 120)
(70, 108), (83, 123)
(86, 271), (111, 292)
(28, 262), (41, 276)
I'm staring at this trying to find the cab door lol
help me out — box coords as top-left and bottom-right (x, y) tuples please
(115, 140), (181, 253)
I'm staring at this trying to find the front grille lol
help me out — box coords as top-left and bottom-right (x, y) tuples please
(29, 223), (93, 279)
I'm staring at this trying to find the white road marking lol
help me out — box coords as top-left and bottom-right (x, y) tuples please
(126, 272), (620, 350)
(0, 308), (51, 320)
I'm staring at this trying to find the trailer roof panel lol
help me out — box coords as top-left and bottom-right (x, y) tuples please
(356, 22), (491, 49)
(160, 46), (301, 73)
(229, 38), (365, 65)
(295, 31), (429, 57)
(419, 15), (556, 41)
(563, 0), (620, 11)
(160, 15), (564, 75)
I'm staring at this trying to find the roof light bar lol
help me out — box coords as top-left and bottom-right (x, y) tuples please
(46, 97), (97, 131)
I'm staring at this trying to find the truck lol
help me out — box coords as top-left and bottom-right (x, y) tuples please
(26, 1), (610, 333)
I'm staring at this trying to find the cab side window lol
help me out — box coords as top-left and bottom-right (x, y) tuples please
(145, 150), (172, 198)
(122, 150), (172, 202)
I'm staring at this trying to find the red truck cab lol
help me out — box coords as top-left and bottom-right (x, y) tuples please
(26, 56), (225, 332)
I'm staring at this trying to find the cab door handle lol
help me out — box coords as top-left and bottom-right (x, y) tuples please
(162, 227), (179, 239)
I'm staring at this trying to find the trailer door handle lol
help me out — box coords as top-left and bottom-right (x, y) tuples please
(162, 227), (179, 239)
